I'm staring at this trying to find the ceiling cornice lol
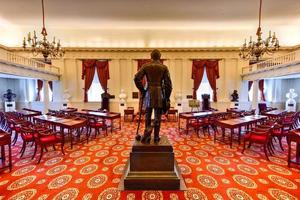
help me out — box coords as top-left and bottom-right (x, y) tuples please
(7, 45), (300, 53)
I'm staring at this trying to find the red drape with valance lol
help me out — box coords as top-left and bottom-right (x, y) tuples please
(248, 81), (253, 101)
(36, 79), (43, 101)
(258, 79), (266, 101)
(206, 60), (219, 102)
(82, 59), (110, 102)
(248, 81), (253, 92)
(95, 60), (110, 92)
(191, 60), (219, 102)
(192, 60), (206, 99)
(48, 81), (53, 101)
(82, 59), (96, 102)
(48, 81), (53, 92)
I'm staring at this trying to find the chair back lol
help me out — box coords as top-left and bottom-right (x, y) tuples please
(258, 103), (267, 114)
(20, 126), (35, 140)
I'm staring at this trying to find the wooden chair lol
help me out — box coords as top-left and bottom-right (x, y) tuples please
(19, 125), (36, 158)
(242, 127), (273, 160)
(166, 107), (178, 122)
(124, 107), (135, 122)
(32, 127), (65, 164)
(7, 118), (27, 145)
(287, 129), (300, 167)
(0, 131), (12, 172)
(87, 117), (107, 139)
(188, 117), (210, 137)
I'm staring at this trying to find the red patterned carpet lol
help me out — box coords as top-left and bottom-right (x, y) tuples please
(0, 121), (300, 200)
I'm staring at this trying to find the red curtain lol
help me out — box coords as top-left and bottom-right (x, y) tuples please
(258, 80), (266, 101)
(95, 60), (110, 92)
(248, 81), (253, 91)
(248, 81), (253, 101)
(191, 60), (206, 99)
(82, 59), (96, 102)
(36, 79), (43, 101)
(48, 81), (53, 92)
(205, 60), (219, 102)
(191, 60), (219, 101)
(48, 81), (53, 101)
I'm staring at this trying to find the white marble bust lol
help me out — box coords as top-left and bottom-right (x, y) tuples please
(63, 89), (71, 102)
(285, 88), (297, 112)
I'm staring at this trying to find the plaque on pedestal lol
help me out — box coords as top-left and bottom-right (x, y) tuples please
(119, 135), (186, 190)
(4, 101), (16, 112)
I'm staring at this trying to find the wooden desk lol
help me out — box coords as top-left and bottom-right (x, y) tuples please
(76, 111), (121, 132)
(287, 130), (300, 167)
(178, 111), (226, 134)
(60, 108), (78, 113)
(34, 115), (87, 149)
(263, 110), (286, 119)
(0, 131), (12, 172)
(227, 108), (245, 114)
(16, 110), (41, 121)
(215, 115), (267, 148)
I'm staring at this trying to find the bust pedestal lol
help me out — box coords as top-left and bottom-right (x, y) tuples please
(119, 102), (127, 116)
(229, 102), (239, 109)
(120, 135), (186, 190)
(4, 101), (16, 112)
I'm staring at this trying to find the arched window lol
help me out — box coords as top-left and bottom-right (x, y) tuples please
(88, 72), (104, 102)
(196, 69), (213, 101)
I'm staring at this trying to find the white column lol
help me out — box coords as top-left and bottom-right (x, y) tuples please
(252, 80), (259, 113)
(43, 80), (50, 114)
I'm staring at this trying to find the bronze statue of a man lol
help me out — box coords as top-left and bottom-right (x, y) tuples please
(134, 49), (172, 143)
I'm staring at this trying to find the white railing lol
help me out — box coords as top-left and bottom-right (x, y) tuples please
(242, 50), (300, 75)
(0, 47), (60, 75)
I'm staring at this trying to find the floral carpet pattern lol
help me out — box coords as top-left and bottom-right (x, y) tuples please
(0, 121), (299, 200)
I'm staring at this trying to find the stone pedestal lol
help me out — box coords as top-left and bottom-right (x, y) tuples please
(4, 101), (16, 112)
(120, 136), (185, 190)
(119, 103), (127, 116)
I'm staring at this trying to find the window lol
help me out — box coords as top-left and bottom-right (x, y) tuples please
(196, 69), (213, 101)
(248, 85), (253, 101)
(88, 72), (104, 102)
(248, 84), (264, 101)
(40, 85), (53, 102)
(49, 86), (53, 102)
(27, 79), (36, 102)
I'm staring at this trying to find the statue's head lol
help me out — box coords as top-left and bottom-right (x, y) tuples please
(7, 89), (12, 93)
(290, 89), (295, 93)
(151, 49), (161, 61)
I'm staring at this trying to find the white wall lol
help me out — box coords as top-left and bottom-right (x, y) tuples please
(47, 49), (246, 113)
(8, 48), (294, 113)
(265, 78), (300, 110)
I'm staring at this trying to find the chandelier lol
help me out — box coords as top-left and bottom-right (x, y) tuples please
(239, 0), (279, 61)
(22, 0), (64, 62)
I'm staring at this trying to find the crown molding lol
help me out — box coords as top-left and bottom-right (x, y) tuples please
(7, 45), (299, 53)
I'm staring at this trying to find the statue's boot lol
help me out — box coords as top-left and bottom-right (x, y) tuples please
(154, 126), (160, 143)
(141, 127), (152, 144)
